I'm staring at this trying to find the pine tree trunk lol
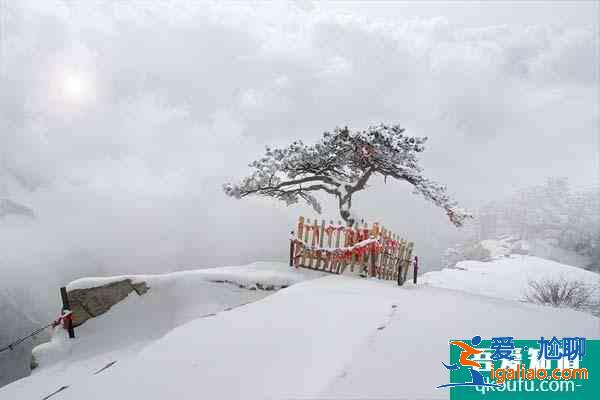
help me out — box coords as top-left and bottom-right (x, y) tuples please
(339, 196), (355, 227)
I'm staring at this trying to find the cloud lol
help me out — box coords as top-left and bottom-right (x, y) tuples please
(0, 1), (597, 295)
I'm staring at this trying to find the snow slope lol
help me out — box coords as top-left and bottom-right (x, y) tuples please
(422, 255), (600, 302)
(1, 259), (598, 400)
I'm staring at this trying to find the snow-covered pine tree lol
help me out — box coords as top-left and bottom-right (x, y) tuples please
(223, 124), (470, 227)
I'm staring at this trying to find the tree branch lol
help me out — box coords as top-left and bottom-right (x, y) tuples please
(239, 175), (340, 197)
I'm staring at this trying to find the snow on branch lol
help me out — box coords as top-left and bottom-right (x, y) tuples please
(224, 124), (471, 227)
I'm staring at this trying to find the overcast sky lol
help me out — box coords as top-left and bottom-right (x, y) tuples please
(0, 1), (598, 292)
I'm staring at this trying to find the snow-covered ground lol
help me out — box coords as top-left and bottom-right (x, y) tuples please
(422, 254), (600, 303)
(1, 257), (598, 400)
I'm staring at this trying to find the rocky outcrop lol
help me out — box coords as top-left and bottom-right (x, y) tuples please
(68, 279), (149, 327)
(443, 236), (530, 268)
(210, 280), (288, 291)
(0, 198), (35, 219)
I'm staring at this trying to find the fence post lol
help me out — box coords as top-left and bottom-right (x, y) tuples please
(316, 220), (325, 269)
(59, 287), (75, 339)
(289, 231), (295, 267)
(370, 245), (377, 278)
(403, 242), (414, 284)
(413, 256), (419, 285)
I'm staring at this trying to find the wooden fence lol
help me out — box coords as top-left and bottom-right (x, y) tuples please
(289, 216), (414, 284)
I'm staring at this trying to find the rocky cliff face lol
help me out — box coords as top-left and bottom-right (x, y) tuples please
(68, 280), (149, 327)
(0, 290), (44, 388)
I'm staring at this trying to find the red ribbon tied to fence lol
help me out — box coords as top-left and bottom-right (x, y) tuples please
(355, 246), (366, 257)
(346, 230), (354, 242)
(51, 310), (73, 329)
(371, 241), (383, 253)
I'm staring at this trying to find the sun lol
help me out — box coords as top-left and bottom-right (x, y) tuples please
(61, 73), (89, 102)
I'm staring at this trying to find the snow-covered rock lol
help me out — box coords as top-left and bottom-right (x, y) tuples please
(443, 236), (593, 269)
(423, 255), (600, 303)
(66, 261), (319, 291)
(30, 262), (324, 372)
(64, 262), (322, 328)
(68, 279), (150, 327)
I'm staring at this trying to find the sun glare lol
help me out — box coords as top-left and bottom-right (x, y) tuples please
(62, 73), (89, 102)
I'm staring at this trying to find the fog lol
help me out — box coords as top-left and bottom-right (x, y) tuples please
(0, 1), (598, 379)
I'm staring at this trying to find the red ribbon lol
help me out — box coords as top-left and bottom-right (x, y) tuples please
(346, 230), (354, 242)
(51, 311), (73, 329)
